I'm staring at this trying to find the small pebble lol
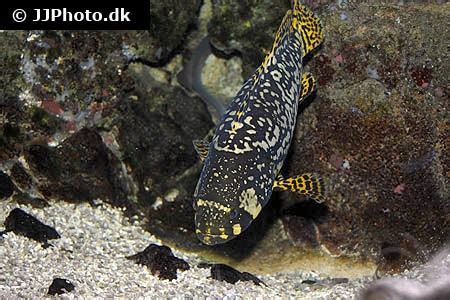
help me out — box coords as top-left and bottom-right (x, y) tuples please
(47, 278), (75, 295)
(210, 264), (265, 286)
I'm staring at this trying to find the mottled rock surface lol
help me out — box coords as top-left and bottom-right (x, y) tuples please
(128, 0), (202, 65)
(278, 3), (449, 267)
(208, 0), (289, 77)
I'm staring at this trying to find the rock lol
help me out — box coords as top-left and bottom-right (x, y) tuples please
(10, 162), (34, 193)
(118, 63), (213, 246)
(0, 97), (27, 161)
(23, 128), (129, 206)
(13, 193), (49, 209)
(1, 208), (60, 246)
(47, 278), (75, 295)
(208, 0), (288, 77)
(279, 3), (449, 263)
(127, 244), (190, 280)
(0, 171), (15, 199)
(0, 98), (65, 162)
(126, 1), (202, 65)
(210, 264), (265, 286)
(360, 248), (450, 300)
(22, 31), (132, 113)
(0, 32), (26, 100)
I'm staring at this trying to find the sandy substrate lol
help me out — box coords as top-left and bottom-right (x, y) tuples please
(0, 200), (407, 298)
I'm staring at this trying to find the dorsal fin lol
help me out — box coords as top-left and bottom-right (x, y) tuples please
(193, 140), (210, 161)
(291, 0), (324, 56)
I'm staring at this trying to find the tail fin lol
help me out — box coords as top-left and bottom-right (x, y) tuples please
(291, 0), (324, 56)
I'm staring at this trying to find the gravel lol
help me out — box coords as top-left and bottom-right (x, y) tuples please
(0, 199), (433, 299)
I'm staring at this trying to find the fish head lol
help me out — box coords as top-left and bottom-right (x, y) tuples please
(193, 195), (254, 246)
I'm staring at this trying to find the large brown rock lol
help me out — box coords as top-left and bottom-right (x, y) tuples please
(279, 3), (449, 266)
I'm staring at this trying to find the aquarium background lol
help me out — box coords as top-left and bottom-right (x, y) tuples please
(0, 0), (448, 298)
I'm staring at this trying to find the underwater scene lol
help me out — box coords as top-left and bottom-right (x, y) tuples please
(0, 0), (449, 298)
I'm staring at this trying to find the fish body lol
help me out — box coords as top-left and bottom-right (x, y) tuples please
(193, 0), (324, 245)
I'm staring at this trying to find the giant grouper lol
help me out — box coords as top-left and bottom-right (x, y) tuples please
(193, 0), (325, 245)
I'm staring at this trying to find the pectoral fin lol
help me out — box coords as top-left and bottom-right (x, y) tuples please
(299, 72), (316, 101)
(193, 140), (210, 161)
(273, 173), (325, 203)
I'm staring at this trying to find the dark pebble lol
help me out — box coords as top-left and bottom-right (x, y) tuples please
(127, 244), (190, 280)
(13, 193), (49, 208)
(47, 278), (75, 295)
(210, 264), (265, 286)
(330, 277), (349, 284)
(197, 262), (213, 269)
(302, 279), (317, 284)
(0, 171), (15, 199)
(2, 208), (60, 246)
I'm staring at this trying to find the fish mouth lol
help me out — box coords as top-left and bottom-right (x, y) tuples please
(196, 231), (235, 246)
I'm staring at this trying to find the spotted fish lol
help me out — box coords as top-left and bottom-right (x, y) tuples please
(193, 0), (325, 245)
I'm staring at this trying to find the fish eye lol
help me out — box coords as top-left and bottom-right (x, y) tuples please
(230, 209), (238, 219)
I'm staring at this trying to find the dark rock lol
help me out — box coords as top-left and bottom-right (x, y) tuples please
(302, 279), (317, 284)
(10, 162), (33, 192)
(119, 64), (213, 246)
(23, 128), (129, 206)
(127, 244), (190, 280)
(47, 278), (75, 295)
(197, 262), (213, 269)
(0, 171), (15, 199)
(130, 1), (202, 65)
(210, 264), (265, 286)
(0, 97), (65, 162)
(208, 0), (288, 77)
(0, 32), (26, 100)
(0, 97), (26, 161)
(2, 208), (60, 246)
(13, 193), (49, 209)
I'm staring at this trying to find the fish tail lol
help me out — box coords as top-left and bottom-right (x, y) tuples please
(291, 0), (324, 56)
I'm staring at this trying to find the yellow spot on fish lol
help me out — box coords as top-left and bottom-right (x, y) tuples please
(230, 121), (243, 134)
(196, 199), (231, 212)
(232, 224), (241, 235)
(220, 234), (228, 240)
(239, 188), (262, 219)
